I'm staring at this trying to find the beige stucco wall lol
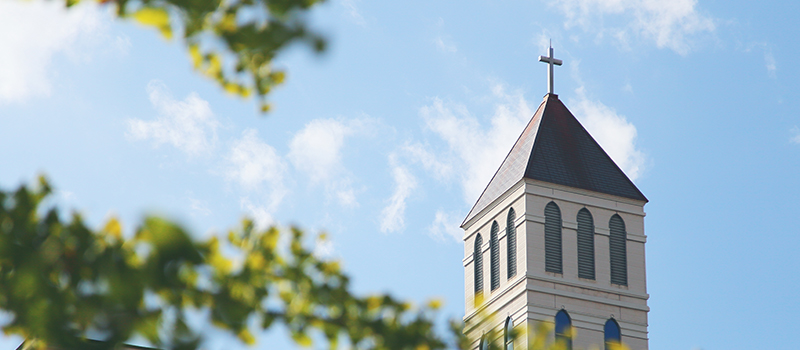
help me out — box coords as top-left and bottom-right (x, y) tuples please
(463, 179), (649, 350)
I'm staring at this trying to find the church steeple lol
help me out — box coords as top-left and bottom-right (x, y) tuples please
(462, 46), (649, 350)
(462, 93), (646, 227)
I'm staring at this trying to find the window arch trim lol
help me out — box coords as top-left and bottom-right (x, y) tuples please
(544, 201), (563, 274)
(506, 208), (517, 279)
(474, 234), (484, 298)
(504, 317), (514, 350)
(604, 318), (622, 350)
(577, 207), (595, 280)
(609, 214), (628, 286)
(490, 221), (500, 291)
(555, 309), (572, 350)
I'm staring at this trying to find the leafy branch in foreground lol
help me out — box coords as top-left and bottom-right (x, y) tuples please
(0, 177), (632, 350)
(61, 0), (326, 113)
(0, 177), (445, 349)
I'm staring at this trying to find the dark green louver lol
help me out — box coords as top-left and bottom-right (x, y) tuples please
(609, 214), (627, 286)
(490, 221), (500, 291)
(577, 208), (595, 280)
(544, 202), (562, 274)
(474, 234), (484, 295)
(507, 208), (517, 279)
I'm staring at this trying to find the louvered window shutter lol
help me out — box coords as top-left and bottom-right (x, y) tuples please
(544, 202), (562, 274)
(490, 221), (500, 291)
(609, 215), (628, 286)
(577, 208), (595, 280)
(507, 209), (517, 279)
(474, 234), (483, 296)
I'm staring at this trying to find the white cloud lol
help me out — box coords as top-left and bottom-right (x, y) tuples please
(341, 0), (366, 27)
(239, 197), (276, 231)
(380, 158), (417, 233)
(226, 128), (288, 198)
(188, 196), (212, 217)
(791, 126), (800, 145)
(551, 0), (715, 55)
(225, 128), (288, 229)
(428, 210), (463, 242)
(225, 129), (288, 230)
(288, 118), (368, 207)
(313, 235), (335, 259)
(764, 51), (776, 78)
(126, 81), (219, 157)
(401, 142), (453, 181)
(421, 84), (533, 205)
(289, 118), (352, 182)
(434, 37), (458, 53)
(0, 0), (103, 102)
(570, 87), (646, 180)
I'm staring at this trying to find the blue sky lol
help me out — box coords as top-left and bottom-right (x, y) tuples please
(1, 0), (799, 349)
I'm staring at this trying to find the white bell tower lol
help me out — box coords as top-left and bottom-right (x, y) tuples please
(462, 46), (649, 350)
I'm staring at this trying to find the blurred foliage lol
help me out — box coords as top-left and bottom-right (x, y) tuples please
(0, 177), (634, 349)
(0, 177), (449, 349)
(62, 0), (326, 113)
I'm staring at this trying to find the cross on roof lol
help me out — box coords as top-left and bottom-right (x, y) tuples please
(538, 42), (563, 94)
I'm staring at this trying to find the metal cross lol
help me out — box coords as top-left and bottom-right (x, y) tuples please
(538, 42), (563, 94)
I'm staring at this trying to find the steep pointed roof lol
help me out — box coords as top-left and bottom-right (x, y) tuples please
(462, 94), (647, 227)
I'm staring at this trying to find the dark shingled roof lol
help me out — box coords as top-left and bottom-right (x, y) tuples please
(462, 93), (647, 227)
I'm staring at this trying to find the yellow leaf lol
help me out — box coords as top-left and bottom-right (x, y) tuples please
(218, 13), (237, 32)
(426, 298), (443, 310)
(366, 296), (381, 311)
(103, 217), (122, 240)
(271, 71), (285, 84)
(189, 44), (202, 69)
(292, 332), (312, 347)
(132, 7), (172, 40)
(238, 329), (255, 345)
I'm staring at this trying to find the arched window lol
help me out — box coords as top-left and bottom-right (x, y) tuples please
(555, 310), (572, 350)
(490, 221), (500, 291)
(504, 317), (514, 350)
(604, 318), (621, 350)
(577, 208), (595, 280)
(474, 234), (484, 299)
(544, 202), (562, 274)
(479, 334), (489, 350)
(507, 208), (517, 279)
(609, 214), (627, 286)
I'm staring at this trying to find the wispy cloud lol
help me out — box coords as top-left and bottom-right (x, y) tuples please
(0, 0), (103, 102)
(380, 157), (417, 233)
(551, 0), (715, 55)
(226, 129), (289, 229)
(340, 0), (366, 27)
(791, 126), (800, 144)
(421, 84), (532, 205)
(313, 234), (335, 259)
(401, 142), (453, 181)
(188, 196), (212, 217)
(288, 118), (371, 207)
(764, 50), (777, 78)
(570, 87), (646, 181)
(226, 129), (288, 194)
(428, 210), (462, 242)
(434, 36), (458, 53)
(126, 81), (219, 157)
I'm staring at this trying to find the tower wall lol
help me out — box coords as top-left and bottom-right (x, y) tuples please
(464, 179), (649, 349)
